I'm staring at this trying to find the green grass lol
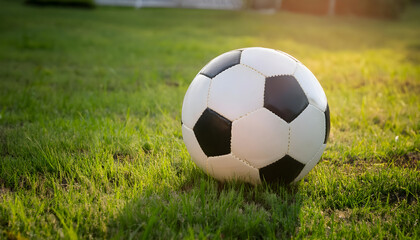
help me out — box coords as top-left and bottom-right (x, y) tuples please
(0, 0), (419, 239)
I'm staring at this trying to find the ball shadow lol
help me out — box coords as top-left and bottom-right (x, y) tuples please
(107, 174), (303, 239)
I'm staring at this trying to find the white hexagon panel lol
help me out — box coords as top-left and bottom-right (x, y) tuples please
(208, 64), (265, 121)
(288, 105), (326, 163)
(207, 154), (261, 185)
(240, 47), (297, 77)
(181, 74), (211, 129)
(293, 63), (327, 112)
(231, 108), (289, 169)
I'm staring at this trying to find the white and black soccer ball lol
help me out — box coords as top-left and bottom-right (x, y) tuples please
(181, 47), (330, 185)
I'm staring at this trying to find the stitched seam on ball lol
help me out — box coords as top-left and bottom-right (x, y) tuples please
(292, 62), (299, 75)
(230, 108), (262, 163)
(207, 64), (239, 112)
(291, 68), (313, 112)
(294, 79), (309, 99)
(292, 64), (328, 112)
(263, 107), (289, 125)
(288, 63), (309, 99)
(239, 63), (267, 78)
(311, 103), (325, 113)
(212, 64), (239, 79)
(231, 153), (258, 170)
(262, 69), (266, 110)
(307, 144), (326, 166)
(231, 106), (263, 123)
(291, 64), (314, 108)
(206, 78), (213, 107)
(266, 74), (295, 79)
(293, 144), (325, 183)
(182, 124), (193, 132)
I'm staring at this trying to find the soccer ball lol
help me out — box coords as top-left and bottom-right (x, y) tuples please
(181, 47), (330, 185)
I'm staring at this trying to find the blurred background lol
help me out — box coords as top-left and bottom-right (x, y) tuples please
(25, 0), (417, 19)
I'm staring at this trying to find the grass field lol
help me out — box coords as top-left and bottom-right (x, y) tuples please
(0, 0), (419, 239)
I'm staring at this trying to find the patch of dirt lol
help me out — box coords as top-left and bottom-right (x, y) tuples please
(388, 152), (419, 169)
(335, 209), (351, 220)
(324, 208), (353, 223)
(398, 79), (420, 94)
(0, 174), (55, 198)
(326, 151), (419, 170)
(0, 187), (10, 196)
(179, 178), (199, 193)
(113, 152), (135, 163)
(165, 81), (179, 87)
(385, 191), (418, 205)
(0, 177), (14, 195)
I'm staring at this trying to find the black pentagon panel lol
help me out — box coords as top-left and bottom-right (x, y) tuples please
(264, 75), (309, 123)
(324, 104), (330, 144)
(193, 108), (232, 157)
(200, 50), (242, 78)
(259, 155), (305, 184)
